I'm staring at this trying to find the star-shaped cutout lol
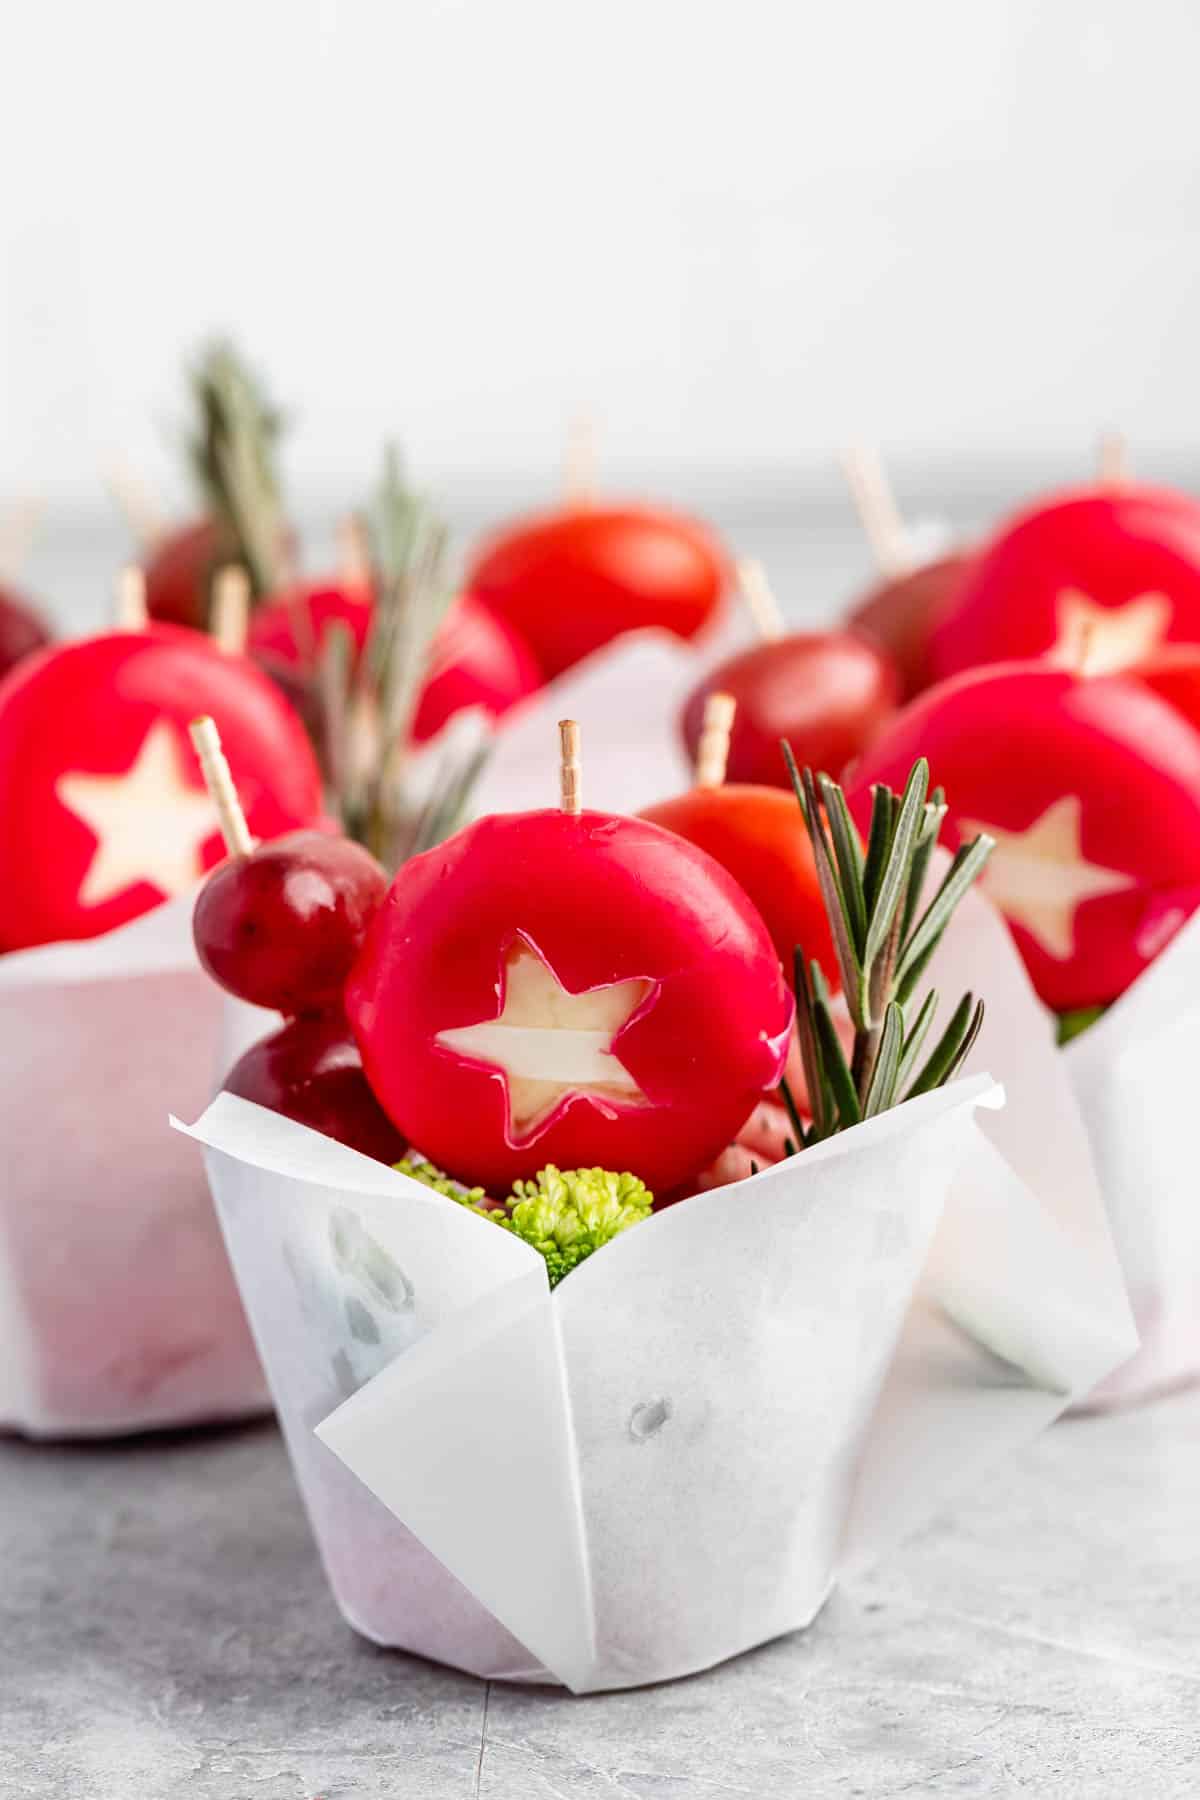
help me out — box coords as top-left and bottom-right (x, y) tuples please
(56, 719), (222, 908)
(1052, 588), (1171, 676)
(959, 795), (1137, 961)
(436, 938), (654, 1140)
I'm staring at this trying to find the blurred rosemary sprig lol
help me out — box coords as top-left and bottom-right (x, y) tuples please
(779, 749), (994, 1147)
(319, 447), (490, 869)
(184, 338), (288, 599)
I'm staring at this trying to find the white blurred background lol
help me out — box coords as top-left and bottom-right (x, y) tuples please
(2, 0), (1198, 616)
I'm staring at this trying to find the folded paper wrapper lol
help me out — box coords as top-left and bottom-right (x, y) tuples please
(177, 864), (1137, 1691)
(1062, 908), (1200, 1407)
(0, 892), (269, 1437)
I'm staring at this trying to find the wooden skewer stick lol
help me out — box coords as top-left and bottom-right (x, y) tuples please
(285, 569), (316, 666)
(0, 496), (44, 580)
(271, 523), (301, 593)
(317, 620), (354, 801)
(559, 718), (582, 814)
(346, 688), (384, 800)
(695, 691), (736, 788)
(189, 715), (254, 857)
(104, 459), (166, 549)
(1055, 611), (1105, 680)
(337, 512), (373, 588)
(1075, 619), (1102, 679)
(737, 558), (785, 641)
(115, 565), (148, 630)
(1097, 431), (1129, 486)
(562, 413), (598, 508)
(839, 444), (913, 577)
(212, 564), (251, 654)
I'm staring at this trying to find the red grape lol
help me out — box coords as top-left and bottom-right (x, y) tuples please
(225, 1013), (407, 1163)
(0, 584), (51, 681)
(680, 631), (899, 789)
(143, 520), (221, 628)
(194, 829), (387, 1016)
(846, 553), (973, 699)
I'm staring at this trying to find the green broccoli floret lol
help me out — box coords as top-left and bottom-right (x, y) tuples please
(394, 1157), (653, 1286)
(495, 1166), (654, 1286)
(394, 1156), (490, 1212)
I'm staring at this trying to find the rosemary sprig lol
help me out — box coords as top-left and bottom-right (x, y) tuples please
(781, 746), (994, 1146)
(184, 338), (287, 600)
(320, 447), (490, 870)
(178, 341), (487, 866)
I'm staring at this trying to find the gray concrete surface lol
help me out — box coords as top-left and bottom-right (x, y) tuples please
(3, 1390), (1198, 1798)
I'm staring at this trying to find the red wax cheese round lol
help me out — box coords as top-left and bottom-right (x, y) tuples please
(248, 578), (374, 669)
(930, 485), (1200, 681)
(247, 578), (373, 736)
(347, 809), (795, 1193)
(639, 784), (839, 988)
(681, 631), (899, 790)
(225, 1014), (408, 1164)
(0, 626), (322, 951)
(465, 505), (728, 679)
(249, 584), (539, 743)
(0, 583), (52, 681)
(143, 519), (222, 628)
(848, 663), (1200, 1012)
(847, 552), (973, 699)
(193, 828), (388, 1016)
(1129, 647), (1200, 736)
(411, 593), (541, 743)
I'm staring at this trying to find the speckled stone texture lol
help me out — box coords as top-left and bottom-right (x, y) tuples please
(3, 1389), (1198, 1798)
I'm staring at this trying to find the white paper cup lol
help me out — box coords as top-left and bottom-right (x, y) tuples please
(179, 1060), (1132, 1693)
(1054, 911), (1200, 1408)
(1, 894), (269, 1437)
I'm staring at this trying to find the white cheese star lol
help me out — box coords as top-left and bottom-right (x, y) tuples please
(56, 719), (222, 908)
(436, 938), (654, 1139)
(1052, 588), (1171, 675)
(960, 795), (1137, 961)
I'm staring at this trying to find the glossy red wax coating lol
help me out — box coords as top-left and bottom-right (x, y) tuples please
(847, 553), (973, 699)
(929, 485), (1200, 680)
(224, 1014), (409, 1164)
(0, 584), (52, 681)
(346, 809), (795, 1193)
(249, 584), (540, 742)
(639, 783), (840, 988)
(143, 519), (222, 628)
(848, 662), (1200, 1012)
(193, 829), (388, 1015)
(0, 625), (322, 950)
(1130, 647), (1200, 733)
(464, 505), (728, 679)
(681, 631), (899, 790)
